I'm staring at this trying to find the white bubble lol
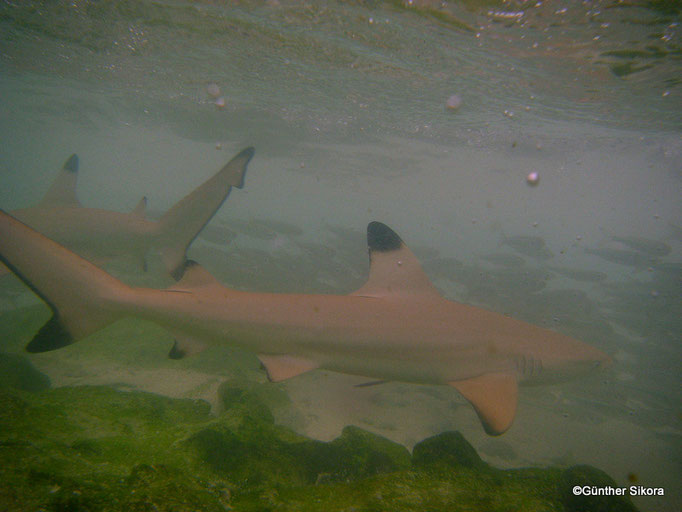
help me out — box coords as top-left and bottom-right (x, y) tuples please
(526, 171), (539, 186)
(215, 97), (226, 109)
(446, 94), (462, 110)
(206, 83), (221, 98)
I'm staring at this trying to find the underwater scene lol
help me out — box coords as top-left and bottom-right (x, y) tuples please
(0, 1), (680, 511)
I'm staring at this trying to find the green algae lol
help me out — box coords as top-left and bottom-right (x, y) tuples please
(0, 356), (639, 512)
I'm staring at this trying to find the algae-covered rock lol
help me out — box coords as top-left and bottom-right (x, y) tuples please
(0, 352), (50, 391)
(0, 382), (639, 512)
(186, 415), (410, 490)
(218, 379), (277, 424)
(0, 386), (229, 512)
(412, 430), (487, 470)
(559, 465), (639, 512)
(321, 425), (411, 481)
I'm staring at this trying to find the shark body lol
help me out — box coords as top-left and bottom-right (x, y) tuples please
(2, 148), (254, 279)
(0, 208), (611, 435)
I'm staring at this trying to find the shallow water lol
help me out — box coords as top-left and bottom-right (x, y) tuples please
(0, 1), (680, 511)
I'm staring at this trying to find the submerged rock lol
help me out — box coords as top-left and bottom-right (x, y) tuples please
(0, 383), (639, 512)
(186, 416), (410, 489)
(560, 465), (639, 512)
(412, 430), (486, 470)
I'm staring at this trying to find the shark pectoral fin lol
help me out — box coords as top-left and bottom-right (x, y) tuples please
(168, 333), (208, 359)
(258, 354), (319, 382)
(38, 154), (82, 208)
(449, 373), (518, 436)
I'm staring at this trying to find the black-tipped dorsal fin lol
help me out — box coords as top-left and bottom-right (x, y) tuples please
(449, 373), (518, 436)
(132, 196), (147, 218)
(352, 221), (440, 298)
(38, 154), (81, 208)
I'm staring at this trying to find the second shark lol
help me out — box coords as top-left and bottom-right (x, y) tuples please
(1, 147), (254, 279)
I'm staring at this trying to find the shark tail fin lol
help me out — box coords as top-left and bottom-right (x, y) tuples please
(156, 147), (254, 279)
(0, 210), (129, 352)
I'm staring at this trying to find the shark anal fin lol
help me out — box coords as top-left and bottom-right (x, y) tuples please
(449, 373), (518, 436)
(39, 154), (82, 208)
(258, 354), (319, 382)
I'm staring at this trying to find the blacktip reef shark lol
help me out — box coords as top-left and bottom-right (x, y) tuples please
(0, 147), (254, 279)
(0, 212), (611, 435)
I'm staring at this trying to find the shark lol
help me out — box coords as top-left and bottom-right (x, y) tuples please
(0, 212), (611, 435)
(0, 147), (255, 280)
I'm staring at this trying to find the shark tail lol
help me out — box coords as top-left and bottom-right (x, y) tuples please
(0, 210), (130, 352)
(156, 147), (254, 279)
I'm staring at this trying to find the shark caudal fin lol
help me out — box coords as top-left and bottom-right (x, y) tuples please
(157, 147), (255, 279)
(0, 210), (129, 352)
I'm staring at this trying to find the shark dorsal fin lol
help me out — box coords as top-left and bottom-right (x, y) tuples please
(258, 354), (319, 382)
(132, 196), (147, 218)
(38, 154), (81, 208)
(352, 221), (439, 298)
(169, 260), (222, 289)
(168, 334), (208, 359)
(449, 373), (518, 436)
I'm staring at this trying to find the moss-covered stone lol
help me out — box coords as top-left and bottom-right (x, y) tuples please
(0, 382), (639, 512)
(559, 465), (639, 512)
(217, 379), (278, 424)
(412, 430), (487, 471)
(185, 418), (411, 491)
